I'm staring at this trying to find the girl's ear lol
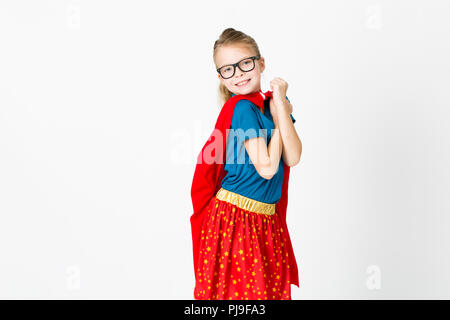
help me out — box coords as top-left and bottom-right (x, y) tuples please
(217, 73), (227, 87)
(259, 57), (266, 73)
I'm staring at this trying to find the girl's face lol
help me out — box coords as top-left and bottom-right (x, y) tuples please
(216, 44), (265, 96)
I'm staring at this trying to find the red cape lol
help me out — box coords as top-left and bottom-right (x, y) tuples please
(190, 89), (299, 287)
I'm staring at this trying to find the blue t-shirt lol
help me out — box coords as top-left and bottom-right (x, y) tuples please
(220, 95), (296, 204)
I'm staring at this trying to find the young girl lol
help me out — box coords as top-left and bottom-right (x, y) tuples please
(190, 28), (302, 300)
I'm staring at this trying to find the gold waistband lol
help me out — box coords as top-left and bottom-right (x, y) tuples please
(215, 187), (276, 216)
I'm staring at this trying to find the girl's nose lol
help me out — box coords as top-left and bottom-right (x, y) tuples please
(234, 67), (245, 79)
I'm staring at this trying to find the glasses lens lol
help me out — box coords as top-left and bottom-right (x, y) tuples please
(220, 65), (234, 79)
(239, 58), (255, 72)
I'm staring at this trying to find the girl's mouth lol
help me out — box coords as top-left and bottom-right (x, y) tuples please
(235, 79), (251, 87)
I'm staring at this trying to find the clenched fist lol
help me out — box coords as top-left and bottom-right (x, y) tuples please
(270, 77), (288, 104)
(269, 77), (293, 122)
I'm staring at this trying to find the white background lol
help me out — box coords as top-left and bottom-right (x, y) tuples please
(0, 0), (449, 299)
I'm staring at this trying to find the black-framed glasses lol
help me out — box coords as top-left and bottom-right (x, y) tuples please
(216, 55), (261, 79)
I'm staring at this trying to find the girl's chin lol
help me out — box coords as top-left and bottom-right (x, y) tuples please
(236, 86), (255, 95)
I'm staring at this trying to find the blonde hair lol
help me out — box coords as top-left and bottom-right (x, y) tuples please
(213, 28), (262, 106)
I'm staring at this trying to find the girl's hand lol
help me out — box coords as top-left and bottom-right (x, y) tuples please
(270, 77), (288, 105)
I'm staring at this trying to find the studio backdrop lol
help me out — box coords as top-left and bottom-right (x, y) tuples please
(0, 0), (449, 299)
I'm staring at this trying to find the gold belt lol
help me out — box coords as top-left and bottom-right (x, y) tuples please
(215, 187), (276, 216)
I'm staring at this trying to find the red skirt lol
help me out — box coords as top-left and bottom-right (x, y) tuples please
(194, 187), (294, 300)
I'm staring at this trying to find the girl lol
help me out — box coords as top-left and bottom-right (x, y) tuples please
(190, 28), (302, 300)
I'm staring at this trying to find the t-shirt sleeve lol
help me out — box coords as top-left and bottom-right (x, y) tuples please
(232, 100), (266, 141)
(286, 96), (296, 124)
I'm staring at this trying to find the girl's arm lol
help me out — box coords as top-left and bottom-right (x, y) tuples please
(244, 124), (283, 180)
(273, 98), (302, 167)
